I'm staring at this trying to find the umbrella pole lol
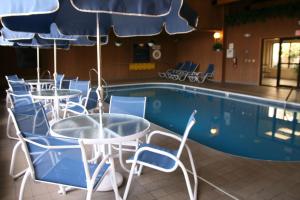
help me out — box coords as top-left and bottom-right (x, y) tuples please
(96, 13), (103, 128)
(53, 40), (59, 119)
(36, 47), (40, 91)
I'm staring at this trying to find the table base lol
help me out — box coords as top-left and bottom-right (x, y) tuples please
(96, 172), (123, 191)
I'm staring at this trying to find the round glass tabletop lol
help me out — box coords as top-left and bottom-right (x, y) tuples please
(31, 89), (81, 99)
(26, 79), (54, 85)
(50, 113), (151, 143)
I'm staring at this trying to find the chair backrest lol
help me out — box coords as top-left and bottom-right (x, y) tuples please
(177, 110), (197, 158)
(62, 77), (78, 89)
(205, 64), (214, 75)
(7, 90), (34, 108)
(8, 102), (50, 137)
(181, 61), (192, 71)
(69, 80), (90, 102)
(175, 62), (183, 70)
(189, 63), (199, 72)
(55, 74), (64, 89)
(5, 74), (20, 81)
(8, 80), (30, 92)
(109, 95), (146, 118)
(85, 88), (99, 110)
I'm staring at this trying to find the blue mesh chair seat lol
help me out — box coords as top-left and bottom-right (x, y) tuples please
(123, 111), (198, 200)
(27, 136), (109, 189)
(128, 143), (178, 170)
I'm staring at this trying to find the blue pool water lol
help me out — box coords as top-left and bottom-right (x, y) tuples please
(107, 84), (300, 161)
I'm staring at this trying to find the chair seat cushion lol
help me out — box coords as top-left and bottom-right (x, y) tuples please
(34, 148), (110, 189)
(128, 143), (178, 170)
(67, 105), (86, 114)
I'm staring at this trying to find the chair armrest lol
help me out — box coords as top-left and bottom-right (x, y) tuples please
(64, 101), (85, 109)
(147, 130), (182, 144)
(129, 146), (179, 172)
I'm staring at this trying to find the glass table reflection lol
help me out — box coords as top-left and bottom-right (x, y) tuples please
(50, 113), (150, 144)
(31, 89), (81, 100)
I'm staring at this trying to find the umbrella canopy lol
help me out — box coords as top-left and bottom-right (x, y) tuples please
(1, 0), (197, 37)
(0, 35), (14, 46)
(0, 0), (198, 130)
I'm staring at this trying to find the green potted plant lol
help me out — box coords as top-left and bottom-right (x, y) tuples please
(213, 42), (223, 51)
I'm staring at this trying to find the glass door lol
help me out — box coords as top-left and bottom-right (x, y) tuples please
(278, 38), (300, 87)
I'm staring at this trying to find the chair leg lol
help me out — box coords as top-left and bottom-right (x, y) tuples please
(19, 170), (30, 200)
(86, 186), (93, 200)
(6, 114), (18, 140)
(109, 157), (121, 200)
(178, 161), (196, 200)
(10, 141), (26, 179)
(123, 161), (137, 200)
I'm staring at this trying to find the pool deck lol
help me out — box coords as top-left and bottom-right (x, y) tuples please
(2, 81), (300, 200)
(107, 78), (300, 104)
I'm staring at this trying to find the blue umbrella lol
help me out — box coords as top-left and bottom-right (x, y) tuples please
(1, 25), (73, 90)
(0, 35), (14, 46)
(0, 0), (198, 130)
(0, 0), (172, 18)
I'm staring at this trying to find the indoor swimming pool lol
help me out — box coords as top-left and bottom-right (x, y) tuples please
(107, 83), (300, 161)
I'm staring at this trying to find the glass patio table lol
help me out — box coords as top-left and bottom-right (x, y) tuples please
(26, 79), (54, 90)
(50, 113), (151, 191)
(31, 89), (81, 119)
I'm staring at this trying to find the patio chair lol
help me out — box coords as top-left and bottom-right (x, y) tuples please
(53, 73), (64, 89)
(7, 80), (31, 92)
(172, 63), (199, 81)
(8, 103), (120, 200)
(158, 62), (183, 79)
(109, 95), (147, 171)
(63, 88), (99, 118)
(61, 77), (79, 89)
(5, 74), (20, 81)
(6, 91), (55, 141)
(123, 110), (198, 200)
(188, 64), (214, 83)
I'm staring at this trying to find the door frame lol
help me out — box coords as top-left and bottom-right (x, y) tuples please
(260, 36), (300, 87)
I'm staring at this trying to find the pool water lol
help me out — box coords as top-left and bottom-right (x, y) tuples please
(107, 84), (300, 161)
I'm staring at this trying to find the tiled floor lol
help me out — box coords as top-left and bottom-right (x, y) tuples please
(2, 81), (300, 200)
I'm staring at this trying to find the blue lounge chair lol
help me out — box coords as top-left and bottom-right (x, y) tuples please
(188, 64), (214, 83)
(158, 62), (183, 79)
(172, 63), (199, 81)
(123, 110), (198, 200)
(167, 61), (192, 80)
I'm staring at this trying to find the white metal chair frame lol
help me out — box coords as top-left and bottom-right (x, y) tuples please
(6, 92), (55, 179)
(8, 108), (121, 200)
(108, 96), (147, 172)
(188, 65), (215, 83)
(123, 110), (198, 200)
(63, 88), (98, 118)
(172, 64), (199, 81)
(62, 81), (91, 118)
